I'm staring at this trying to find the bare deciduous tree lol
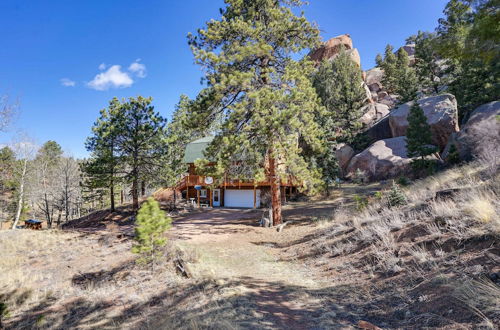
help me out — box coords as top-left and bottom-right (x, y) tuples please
(0, 94), (18, 132)
(10, 135), (37, 229)
(57, 156), (81, 225)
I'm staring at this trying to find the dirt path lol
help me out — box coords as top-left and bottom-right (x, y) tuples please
(170, 206), (332, 329)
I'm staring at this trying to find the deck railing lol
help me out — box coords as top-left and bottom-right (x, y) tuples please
(175, 174), (294, 190)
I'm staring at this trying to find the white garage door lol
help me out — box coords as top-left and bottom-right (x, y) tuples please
(224, 189), (260, 208)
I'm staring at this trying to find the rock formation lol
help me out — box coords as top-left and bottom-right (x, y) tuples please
(360, 103), (390, 126)
(335, 143), (355, 175)
(389, 94), (459, 150)
(346, 137), (417, 181)
(442, 101), (500, 160)
(309, 34), (353, 63)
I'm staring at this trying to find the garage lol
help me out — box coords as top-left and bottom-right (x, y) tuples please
(224, 189), (261, 208)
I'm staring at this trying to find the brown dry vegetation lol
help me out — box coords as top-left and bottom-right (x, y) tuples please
(0, 162), (498, 329)
(280, 161), (500, 328)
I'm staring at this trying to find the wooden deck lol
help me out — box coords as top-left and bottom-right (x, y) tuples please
(175, 174), (296, 191)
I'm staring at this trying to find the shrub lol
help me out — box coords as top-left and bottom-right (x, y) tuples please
(373, 191), (384, 200)
(396, 176), (411, 186)
(353, 194), (368, 211)
(0, 302), (9, 328)
(388, 182), (407, 208)
(446, 144), (461, 165)
(132, 197), (172, 269)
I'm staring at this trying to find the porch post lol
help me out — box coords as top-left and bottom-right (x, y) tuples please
(209, 189), (213, 207)
(197, 189), (200, 208)
(253, 186), (256, 209)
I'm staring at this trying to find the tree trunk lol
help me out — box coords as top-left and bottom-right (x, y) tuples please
(110, 181), (115, 212)
(57, 209), (62, 227)
(173, 188), (177, 209)
(132, 178), (139, 210)
(268, 155), (282, 226)
(12, 159), (27, 229)
(44, 194), (52, 228)
(141, 181), (146, 196)
(64, 178), (69, 222)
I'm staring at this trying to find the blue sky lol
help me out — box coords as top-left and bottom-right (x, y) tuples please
(0, 0), (448, 158)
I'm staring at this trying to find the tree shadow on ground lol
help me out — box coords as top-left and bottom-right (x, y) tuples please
(4, 271), (481, 329)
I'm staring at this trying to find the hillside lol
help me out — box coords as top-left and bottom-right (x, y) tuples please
(1, 161), (498, 329)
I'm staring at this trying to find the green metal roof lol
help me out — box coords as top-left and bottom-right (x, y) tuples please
(183, 136), (215, 163)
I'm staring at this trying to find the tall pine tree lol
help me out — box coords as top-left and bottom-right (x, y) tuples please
(188, 0), (324, 225)
(434, 0), (499, 119)
(311, 48), (366, 189)
(312, 48), (367, 144)
(379, 44), (418, 103)
(414, 31), (446, 94)
(114, 96), (168, 211)
(83, 98), (122, 212)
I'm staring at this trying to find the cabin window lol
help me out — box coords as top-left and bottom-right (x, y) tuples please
(200, 189), (207, 198)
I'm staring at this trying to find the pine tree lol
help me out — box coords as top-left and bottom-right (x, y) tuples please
(114, 97), (168, 210)
(379, 44), (418, 103)
(405, 102), (438, 173)
(310, 48), (366, 188)
(312, 48), (367, 144)
(387, 181), (407, 208)
(0, 146), (16, 226)
(380, 44), (398, 91)
(188, 0), (324, 225)
(434, 0), (499, 119)
(0, 147), (15, 189)
(394, 48), (419, 103)
(415, 31), (445, 94)
(446, 144), (461, 165)
(375, 54), (383, 67)
(82, 98), (122, 212)
(132, 197), (172, 268)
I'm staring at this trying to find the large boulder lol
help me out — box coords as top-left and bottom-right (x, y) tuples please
(360, 103), (390, 126)
(346, 48), (361, 67)
(363, 82), (374, 103)
(442, 101), (500, 160)
(365, 67), (384, 92)
(389, 94), (459, 150)
(363, 116), (392, 142)
(309, 34), (353, 63)
(335, 144), (355, 175)
(346, 137), (414, 181)
(378, 93), (398, 108)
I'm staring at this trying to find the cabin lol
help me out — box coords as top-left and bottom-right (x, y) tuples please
(175, 136), (299, 208)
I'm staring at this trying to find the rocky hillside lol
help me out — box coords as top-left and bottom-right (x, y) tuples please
(313, 34), (499, 182)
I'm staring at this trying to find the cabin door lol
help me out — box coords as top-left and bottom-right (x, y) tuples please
(212, 189), (221, 207)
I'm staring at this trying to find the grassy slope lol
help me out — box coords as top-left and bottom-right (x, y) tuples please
(281, 162), (499, 328)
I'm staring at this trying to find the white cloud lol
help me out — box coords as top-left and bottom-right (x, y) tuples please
(128, 60), (147, 78)
(98, 63), (107, 70)
(60, 78), (76, 87)
(87, 65), (134, 91)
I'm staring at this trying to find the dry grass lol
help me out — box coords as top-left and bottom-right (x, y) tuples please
(0, 229), (190, 329)
(454, 277), (500, 329)
(285, 161), (500, 328)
